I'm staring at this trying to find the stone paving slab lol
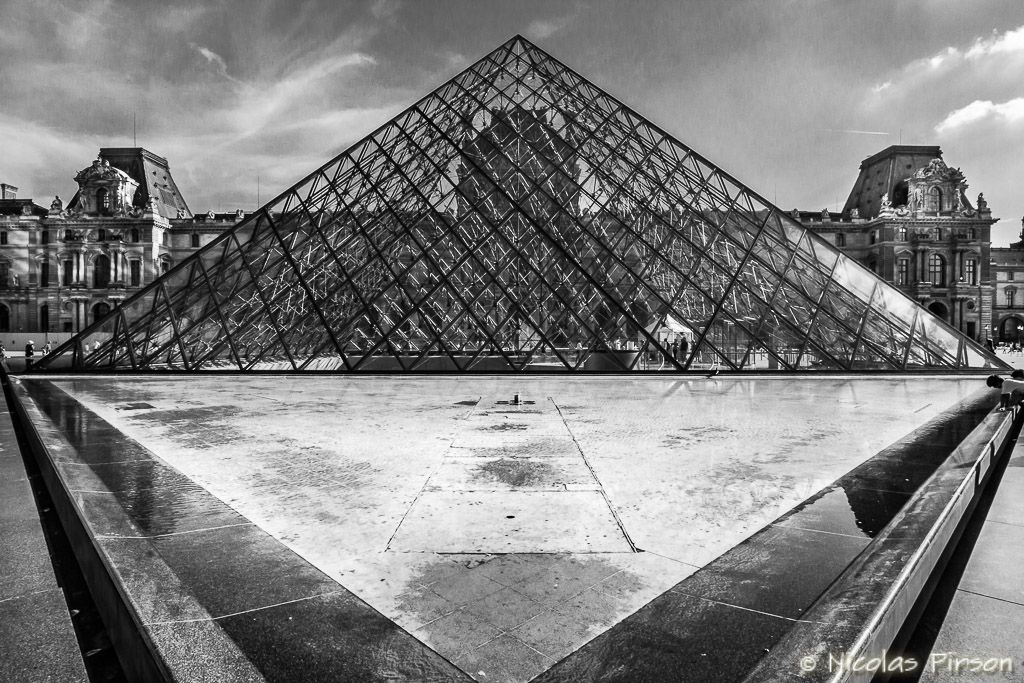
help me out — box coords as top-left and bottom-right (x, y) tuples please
(0, 382), (87, 682)
(920, 435), (1024, 682)
(390, 490), (631, 553)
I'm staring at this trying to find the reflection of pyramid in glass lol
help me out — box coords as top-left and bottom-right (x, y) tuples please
(38, 36), (1001, 372)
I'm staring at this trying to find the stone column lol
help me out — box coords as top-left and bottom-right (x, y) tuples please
(110, 254), (117, 282)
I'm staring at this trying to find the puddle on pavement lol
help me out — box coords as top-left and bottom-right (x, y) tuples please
(474, 458), (555, 487)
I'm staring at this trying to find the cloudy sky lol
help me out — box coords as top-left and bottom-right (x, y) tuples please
(2, 0), (1023, 243)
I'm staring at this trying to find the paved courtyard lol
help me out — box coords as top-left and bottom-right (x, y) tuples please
(32, 375), (980, 681)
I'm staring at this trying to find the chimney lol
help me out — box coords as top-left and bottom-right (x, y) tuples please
(0, 183), (17, 200)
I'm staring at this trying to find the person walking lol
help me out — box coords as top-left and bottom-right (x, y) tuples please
(678, 336), (689, 362)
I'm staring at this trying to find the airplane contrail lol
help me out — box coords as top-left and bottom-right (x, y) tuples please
(823, 129), (891, 136)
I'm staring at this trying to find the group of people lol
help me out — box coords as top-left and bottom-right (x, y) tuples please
(0, 340), (53, 369)
(986, 370), (1024, 410)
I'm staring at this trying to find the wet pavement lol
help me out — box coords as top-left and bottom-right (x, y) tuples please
(0, 381), (88, 682)
(919, 420), (1024, 682)
(15, 375), (988, 682)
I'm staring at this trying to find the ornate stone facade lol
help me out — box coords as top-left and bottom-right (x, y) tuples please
(990, 217), (1024, 343)
(0, 148), (249, 340)
(800, 145), (996, 342)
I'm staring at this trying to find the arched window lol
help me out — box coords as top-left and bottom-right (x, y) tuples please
(928, 253), (946, 286)
(92, 302), (110, 325)
(94, 254), (111, 288)
(930, 186), (943, 212)
(96, 188), (110, 214)
(964, 259), (977, 285)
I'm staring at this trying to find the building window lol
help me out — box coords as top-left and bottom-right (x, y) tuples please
(97, 229), (106, 242)
(0, 232), (7, 245)
(835, 233), (845, 247)
(964, 259), (977, 285)
(41, 230), (49, 245)
(40, 304), (49, 331)
(928, 253), (945, 286)
(161, 260), (170, 274)
(896, 226), (907, 241)
(1011, 272), (1017, 281)
(930, 186), (943, 212)
(93, 254), (110, 288)
(0, 261), (9, 288)
(62, 259), (73, 286)
(191, 233), (200, 248)
(897, 259), (910, 285)
(869, 231), (876, 244)
(130, 260), (141, 287)
(40, 261), (49, 287)
(96, 188), (110, 214)
(0, 305), (8, 332)
(130, 228), (140, 243)
(1008, 290), (1016, 308)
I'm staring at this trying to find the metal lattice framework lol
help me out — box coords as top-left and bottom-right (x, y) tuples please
(37, 36), (1002, 372)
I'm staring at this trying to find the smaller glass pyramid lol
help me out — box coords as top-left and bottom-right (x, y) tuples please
(35, 36), (1003, 372)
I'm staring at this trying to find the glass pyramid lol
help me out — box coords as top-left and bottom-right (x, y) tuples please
(36, 36), (1001, 372)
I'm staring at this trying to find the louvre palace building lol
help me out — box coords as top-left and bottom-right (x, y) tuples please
(0, 148), (250, 343)
(1, 136), (1018, 355)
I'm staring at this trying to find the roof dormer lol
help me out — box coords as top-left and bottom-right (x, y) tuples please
(72, 157), (139, 217)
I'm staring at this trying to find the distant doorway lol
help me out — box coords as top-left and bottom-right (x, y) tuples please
(927, 301), (948, 320)
(1000, 317), (1024, 343)
(92, 302), (110, 325)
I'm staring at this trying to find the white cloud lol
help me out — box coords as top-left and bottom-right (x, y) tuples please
(966, 25), (1024, 59)
(190, 43), (241, 84)
(227, 52), (376, 138)
(870, 24), (1024, 97)
(526, 13), (576, 40)
(935, 97), (1024, 134)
